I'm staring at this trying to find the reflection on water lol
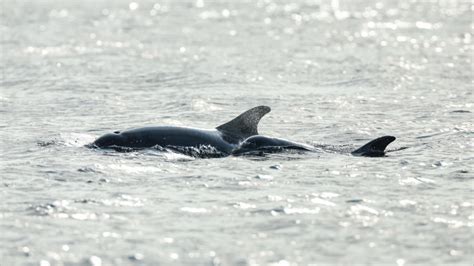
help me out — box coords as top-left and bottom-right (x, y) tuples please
(1, 0), (473, 265)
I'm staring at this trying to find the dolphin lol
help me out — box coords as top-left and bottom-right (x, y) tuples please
(90, 106), (271, 157)
(233, 135), (396, 157)
(90, 105), (397, 158)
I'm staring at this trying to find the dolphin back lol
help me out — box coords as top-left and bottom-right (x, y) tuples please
(216, 106), (271, 141)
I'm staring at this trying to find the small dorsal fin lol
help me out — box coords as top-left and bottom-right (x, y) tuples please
(216, 106), (271, 140)
(351, 136), (396, 157)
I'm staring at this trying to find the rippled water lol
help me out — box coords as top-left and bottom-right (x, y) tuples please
(1, 0), (473, 265)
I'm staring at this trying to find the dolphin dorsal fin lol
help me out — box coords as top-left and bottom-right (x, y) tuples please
(216, 106), (271, 141)
(351, 136), (396, 157)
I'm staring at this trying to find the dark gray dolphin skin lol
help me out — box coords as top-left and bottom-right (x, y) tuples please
(233, 135), (396, 157)
(350, 136), (396, 157)
(232, 135), (313, 155)
(91, 106), (271, 156)
(91, 105), (397, 158)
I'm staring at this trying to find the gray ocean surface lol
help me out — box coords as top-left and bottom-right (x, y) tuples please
(1, 0), (473, 265)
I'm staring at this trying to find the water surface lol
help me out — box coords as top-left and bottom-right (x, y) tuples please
(1, 0), (473, 265)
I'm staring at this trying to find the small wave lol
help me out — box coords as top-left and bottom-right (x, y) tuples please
(28, 200), (71, 216)
(28, 200), (104, 220)
(87, 143), (224, 160)
(37, 140), (57, 147)
(37, 133), (96, 148)
(180, 207), (210, 214)
(165, 145), (227, 159)
(311, 143), (354, 153)
(450, 110), (471, 113)
(234, 148), (311, 160)
(74, 195), (145, 207)
(77, 166), (103, 174)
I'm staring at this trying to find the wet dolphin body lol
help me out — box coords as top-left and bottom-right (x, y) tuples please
(91, 106), (271, 157)
(91, 105), (397, 158)
(232, 135), (397, 157)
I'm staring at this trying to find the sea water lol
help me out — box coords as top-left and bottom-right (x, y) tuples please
(1, 0), (472, 265)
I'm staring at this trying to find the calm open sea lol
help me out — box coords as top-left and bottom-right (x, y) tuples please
(1, 0), (472, 265)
